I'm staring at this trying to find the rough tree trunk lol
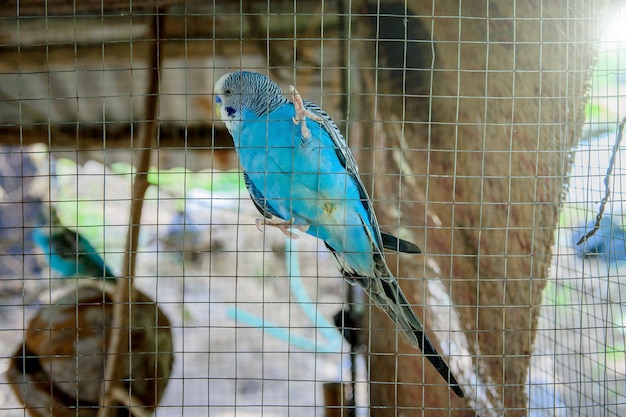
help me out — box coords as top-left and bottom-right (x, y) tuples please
(351, 1), (601, 415)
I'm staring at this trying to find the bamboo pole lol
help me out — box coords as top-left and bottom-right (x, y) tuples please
(98, 11), (163, 417)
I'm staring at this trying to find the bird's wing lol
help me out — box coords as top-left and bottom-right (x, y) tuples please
(299, 96), (462, 397)
(243, 170), (284, 219)
(302, 100), (382, 246)
(302, 100), (421, 255)
(301, 100), (360, 178)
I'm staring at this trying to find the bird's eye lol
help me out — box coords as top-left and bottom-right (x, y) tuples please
(224, 89), (232, 96)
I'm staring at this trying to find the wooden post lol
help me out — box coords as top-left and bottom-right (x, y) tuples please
(98, 10), (164, 417)
(323, 382), (355, 417)
(353, 0), (601, 415)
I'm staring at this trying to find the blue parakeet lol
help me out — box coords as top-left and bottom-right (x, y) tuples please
(214, 71), (463, 397)
(32, 207), (116, 280)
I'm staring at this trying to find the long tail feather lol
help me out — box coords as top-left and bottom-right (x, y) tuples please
(380, 232), (421, 254)
(367, 277), (465, 398)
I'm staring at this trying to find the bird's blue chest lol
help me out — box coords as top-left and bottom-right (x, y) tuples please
(234, 107), (328, 193)
(227, 101), (379, 275)
(231, 106), (356, 235)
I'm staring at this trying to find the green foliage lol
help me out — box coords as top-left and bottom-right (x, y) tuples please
(108, 162), (245, 196)
(585, 47), (626, 128)
(585, 101), (613, 124)
(54, 159), (111, 249)
(52, 158), (245, 257)
(558, 204), (588, 228)
(605, 343), (625, 362)
(147, 167), (245, 196)
(543, 281), (575, 307)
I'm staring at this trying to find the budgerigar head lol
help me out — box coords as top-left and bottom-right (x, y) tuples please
(213, 71), (287, 133)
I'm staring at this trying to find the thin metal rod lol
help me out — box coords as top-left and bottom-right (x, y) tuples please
(338, 1), (357, 415)
(576, 117), (626, 246)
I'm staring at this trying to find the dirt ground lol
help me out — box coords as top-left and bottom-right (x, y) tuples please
(0, 155), (351, 417)
(0, 153), (624, 416)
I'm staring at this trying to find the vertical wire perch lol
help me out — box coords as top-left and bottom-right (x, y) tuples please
(337, 1), (358, 415)
(576, 117), (626, 246)
(98, 11), (164, 417)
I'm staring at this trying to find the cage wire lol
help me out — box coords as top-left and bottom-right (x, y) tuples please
(0, 0), (622, 416)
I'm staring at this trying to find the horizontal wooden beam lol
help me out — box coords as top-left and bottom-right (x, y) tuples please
(1, 0), (184, 17)
(0, 13), (337, 48)
(3, 0), (329, 17)
(0, 124), (234, 150)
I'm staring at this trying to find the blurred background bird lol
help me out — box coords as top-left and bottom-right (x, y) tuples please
(32, 205), (116, 280)
(573, 213), (626, 262)
(213, 71), (463, 398)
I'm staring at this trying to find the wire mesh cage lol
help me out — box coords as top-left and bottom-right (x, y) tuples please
(0, 0), (622, 416)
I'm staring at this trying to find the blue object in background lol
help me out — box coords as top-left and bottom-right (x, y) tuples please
(573, 214), (626, 262)
(227, 237), (344, 354)
(32, 207), (116, 280)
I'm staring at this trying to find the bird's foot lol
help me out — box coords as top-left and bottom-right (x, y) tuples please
(255, 217), (309, 239)
(290, 85), (322, 139)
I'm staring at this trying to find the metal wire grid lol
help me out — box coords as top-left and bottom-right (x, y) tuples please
(0, 1), (619, 416)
